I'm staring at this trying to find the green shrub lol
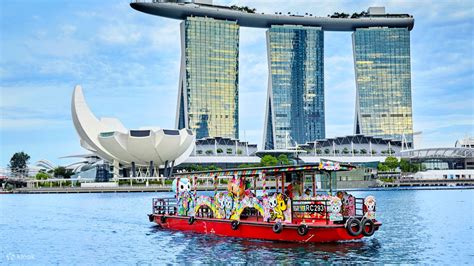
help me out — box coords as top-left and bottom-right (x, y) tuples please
(35, 172), (50, 180)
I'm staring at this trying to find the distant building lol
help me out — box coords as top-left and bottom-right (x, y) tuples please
(353, 27), (413, 145)
(193, 137), (258, 156)
(298, 135), (403, 156)
(264, 25), (325, 150)
(71, 86), (195, 178)
(413, 170), (473, 180)
(176, 17), (240, 139)
(455, 136), (474, 148)
(401, 147), (474, 170)
(131, 3), (415, 146)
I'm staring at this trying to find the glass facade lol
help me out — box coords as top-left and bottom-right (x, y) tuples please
(353, 27), (413, 144)
(177, 17), (239, 139)
(264, 25), (325, 150)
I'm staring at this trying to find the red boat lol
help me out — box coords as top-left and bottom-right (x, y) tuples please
(148, 163), (381, 243)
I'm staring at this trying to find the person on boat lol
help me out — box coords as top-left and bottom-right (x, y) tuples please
(244, 178), (255, 197)
(304, 188), (312, 196)
(285, 183), (294, 199)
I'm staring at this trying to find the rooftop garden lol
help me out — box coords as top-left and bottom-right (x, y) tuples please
(230, 5), (256, 14)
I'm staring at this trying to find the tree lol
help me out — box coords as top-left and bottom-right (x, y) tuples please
(53, 167), (73, 179)
(360, 149), (367, 154)
(377, 163), (390, 172)
(342, 147), (350, 154)
(238, 163), (257, 168)
(216, 148), (223, 154)
(324, 148), (330, 154)
(9, 152), (30, 169)
(205, 150), (213, 155)
(384, 156), (399, 171)
(206, 165), (221, 171)
(35, 172), (50, 180)
(277, 154), (291, 165)
(316, 149), (322, 155)
(237, 149), (243, 155)
(260, 155), (278, 167)
(400, 159), (420, 173)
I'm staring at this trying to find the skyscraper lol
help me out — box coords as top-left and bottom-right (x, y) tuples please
(353, 27), (413, 145)
(263, 25), (325, 150)
(176, 17), (240, 139)
(131, 2), (415, 148)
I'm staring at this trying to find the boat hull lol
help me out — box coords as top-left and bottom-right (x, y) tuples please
(150, 214), (380, 243)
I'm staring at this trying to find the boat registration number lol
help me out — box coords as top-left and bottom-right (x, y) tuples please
(303, 204), (325, 213)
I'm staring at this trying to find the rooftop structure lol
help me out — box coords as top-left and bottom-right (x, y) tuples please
(130, 1), (414, 31)
(299, 134), (403, 156)
(400, 147), (474, 170)
(193, 137), (258, 156)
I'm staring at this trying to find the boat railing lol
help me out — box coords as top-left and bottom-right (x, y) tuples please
(354, 197), (365, 217)
(291, 199), (330, 225)
(152, 197), (177, 215)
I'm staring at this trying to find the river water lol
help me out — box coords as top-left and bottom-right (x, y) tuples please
(1, 189), (473, 264)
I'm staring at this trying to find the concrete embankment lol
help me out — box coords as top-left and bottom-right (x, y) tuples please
(11, 185), (227, 194)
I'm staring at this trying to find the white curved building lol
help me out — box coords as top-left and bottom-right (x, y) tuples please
(71, 85), (195, 173)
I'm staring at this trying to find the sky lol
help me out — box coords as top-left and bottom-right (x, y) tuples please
(0, 0), (473, 167)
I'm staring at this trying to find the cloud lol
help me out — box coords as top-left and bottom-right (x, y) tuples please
(98, 25), (142, 45)
(0, 118), (69, 130)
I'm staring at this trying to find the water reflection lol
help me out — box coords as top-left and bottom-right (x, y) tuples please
(149, 226), (382, 263)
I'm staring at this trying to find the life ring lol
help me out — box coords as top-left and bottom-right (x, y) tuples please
(273, 222), (283, 234)
(361, 218), (375, 236)
(345, 217), (363, 236)
(231, 220), (240, 230)
(160, 215), (166, 224)
(297, 224), (309, 236)
(148, 214), (154, 222)
(188, 216), (195, 225)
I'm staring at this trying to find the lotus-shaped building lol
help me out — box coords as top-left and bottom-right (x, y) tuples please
(71, 85), (195, 171)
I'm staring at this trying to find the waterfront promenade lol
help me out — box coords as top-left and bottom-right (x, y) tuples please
(6, 180), (474, 194)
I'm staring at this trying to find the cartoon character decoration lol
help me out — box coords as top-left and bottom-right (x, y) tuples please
(231, 195), (264, 220)
(363, 196), (376, 219)
(222, 193), (235, 219)
(195, 192), (264, 220)
(329, 196), (343, 221)
(172, 178), (195, 216)
(213, 192), (228, 219)
(263, 193), (291, 222)
(227, 176), (245, 199)
(337, 191), (356, 217)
